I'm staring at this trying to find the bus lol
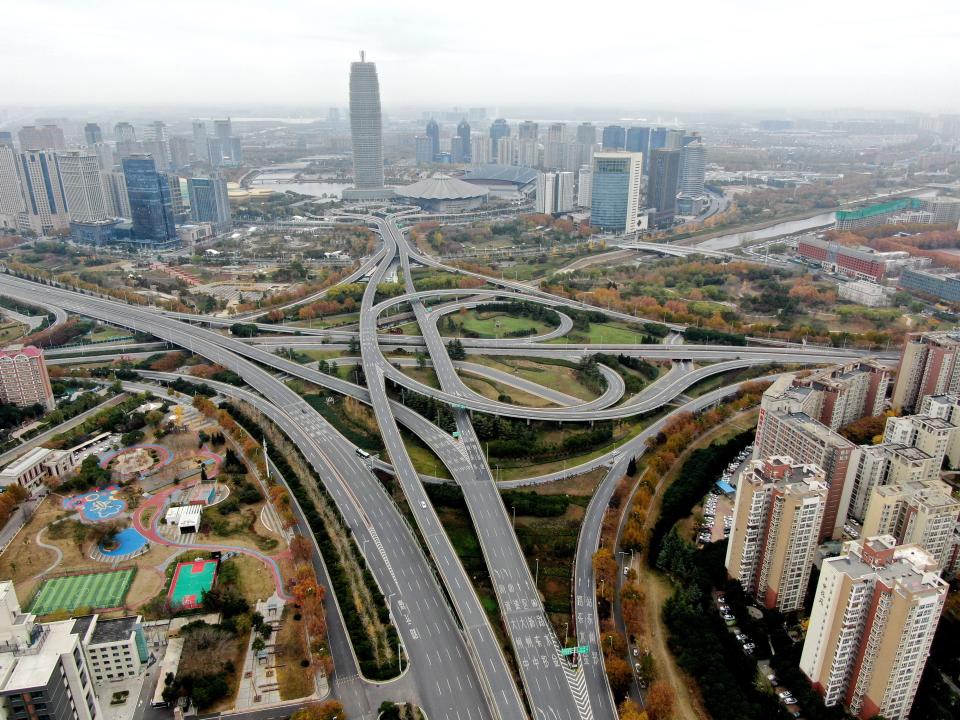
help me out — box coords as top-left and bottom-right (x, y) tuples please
(355, 448), (371, 459)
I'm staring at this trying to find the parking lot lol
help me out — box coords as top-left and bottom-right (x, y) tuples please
(696, 443), (752, 545)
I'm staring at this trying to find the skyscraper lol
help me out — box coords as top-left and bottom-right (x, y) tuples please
(625, 127), (649, 155)
(489, 118), (510, 159)
(425, 119), (440, 161)
(518, 121), (539, 141)
(496, 137), (517, 166)
(122, 154), (177, 247)
(589, 151), (643, 233)
(800, 536), (946, 720)
(415, 136), (434, 165)
(601, 125), (625, 150)
(535, 172), (555, 215)
(84, 123), (103, 146)
(677, 139), (707, 214)
(0, 132), (13, 148)
(577, 166), (592, 208)
(647, 148), (681, 228)
(106, 171), (131, 219)
(0, 145), (25, 230)
(0, 346), (55, 411)
(56, 151), (109, 223)
(16, 150), (70, 235)
(455, 120), (471, 163)
(725, 456), (827, 612)
(349, 52), (385, 189)
(470, 133), (491, 165)
(187, 174), (232, 233)
(192, 121), (209, 164)
(114, 122), (137, 144)
(649, 126), (668, 151)
(576, 122), (596, 146)
(18, 125), (66, 151)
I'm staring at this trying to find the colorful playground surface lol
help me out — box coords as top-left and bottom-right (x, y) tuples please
(62, 485), (126, 521)
(169, 559), (218, 609)
(99, 444), (174, 480)
(29, 568), (135, 615)
(99, 528), (149, 558)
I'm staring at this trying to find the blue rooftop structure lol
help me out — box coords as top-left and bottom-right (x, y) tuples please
(716, 480), (736, 495)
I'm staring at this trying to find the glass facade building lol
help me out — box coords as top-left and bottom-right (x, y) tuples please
(122, 155), (177, 247)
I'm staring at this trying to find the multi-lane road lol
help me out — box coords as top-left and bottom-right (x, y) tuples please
(0, 212), (890, 720)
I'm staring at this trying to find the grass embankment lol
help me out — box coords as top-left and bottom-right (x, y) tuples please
(275, 606), (313, 700)
(468, 356), (599, 401)
(439, 309), (556, 339)
(547, 321), (648, 345)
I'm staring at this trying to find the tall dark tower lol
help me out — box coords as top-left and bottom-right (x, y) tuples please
(425, 119), (440, 160)
(456, 120), (471, 163)
(349, 51), (384, 189)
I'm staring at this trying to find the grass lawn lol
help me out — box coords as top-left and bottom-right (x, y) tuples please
(468, 355), (599, 401)
(440, 310), (556, 339)
(460, 374), (557, 408)
(87, 326), (130, 342)
(0, 321), (26, 345)
(30, 568), (135, 615)
(392, 321), (422, 336)
(302, 350), (347, 361)
(400, 430), (452, 479)
(548, 321), (646, 345)
(287, 312), (359, 329)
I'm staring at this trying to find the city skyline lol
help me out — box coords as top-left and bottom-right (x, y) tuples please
(1, 0), (959, 112)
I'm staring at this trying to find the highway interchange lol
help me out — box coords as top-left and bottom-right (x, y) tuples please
(0, 214), (893, 720)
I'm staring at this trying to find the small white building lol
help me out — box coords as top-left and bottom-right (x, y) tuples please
(838, 279), (893, 307)
(0, 447), (69, 493)
(164, 505), (202, 534)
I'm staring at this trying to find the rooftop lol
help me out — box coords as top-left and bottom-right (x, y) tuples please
(89, 616), (139, 645)
(0, 346), (43, 360)
(2, 621), (79, 692)
(462, 164), (538, 185)
(398, 175), (489, 201)
(0, 447), (52, 477)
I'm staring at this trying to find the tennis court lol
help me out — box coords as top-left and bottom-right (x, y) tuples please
(169, 559), (218, 609)
(29, 569), (135, 615)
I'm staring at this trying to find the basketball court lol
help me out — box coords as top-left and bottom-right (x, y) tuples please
(168, 559), (218, 609)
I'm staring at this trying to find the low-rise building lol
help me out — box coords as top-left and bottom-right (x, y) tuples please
(837, 280), (892, 307)
(73, 615), (148, 684)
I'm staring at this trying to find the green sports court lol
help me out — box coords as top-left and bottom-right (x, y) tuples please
(168, 559), (218, 609)
(29, 569), (135, 615)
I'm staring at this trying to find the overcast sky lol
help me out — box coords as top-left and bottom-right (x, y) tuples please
(3, 0), (959, 114)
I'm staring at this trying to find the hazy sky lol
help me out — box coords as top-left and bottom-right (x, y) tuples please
(3, 0), (959, 113)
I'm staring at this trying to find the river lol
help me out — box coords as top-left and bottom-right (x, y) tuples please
(696, 213), (838, 250)
(249, 171), (351, 199)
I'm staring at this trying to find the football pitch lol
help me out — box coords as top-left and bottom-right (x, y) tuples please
(29, 569), (135, 615)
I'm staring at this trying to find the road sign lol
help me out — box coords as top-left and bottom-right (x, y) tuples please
(561, 647), (576, 656)
(452, 431), (461, 439)
(561, 645), (589, 656)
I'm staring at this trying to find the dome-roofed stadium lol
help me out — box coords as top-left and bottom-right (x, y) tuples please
(396, 175), (489, 212)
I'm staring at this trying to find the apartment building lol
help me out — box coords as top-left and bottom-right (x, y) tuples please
(918, 393), (960, 467)
(800, 536), (946, 720)
(847, 443), (938, 521)
(725, 456), (827, 612)
(754, 408), (861, 541)
(892, 331), (960, 413)
(883, 413), (956, 475)
(0, 346), (54, 411)
(72, 616), (148, 684)
(861, 479), (960, 569)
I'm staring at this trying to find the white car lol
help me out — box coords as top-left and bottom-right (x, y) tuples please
(420, 501), (427, 509)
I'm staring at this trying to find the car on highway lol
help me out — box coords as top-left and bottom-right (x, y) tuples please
(778, 691), (798, 705)
(420, 500), (428, 509)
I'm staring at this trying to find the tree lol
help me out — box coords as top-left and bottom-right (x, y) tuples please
(619, 700), (648, 720)
(605, 656), (633, 698)
(446, 338), (466, 360)
(291, 700), (344, 720)
(251, 636), (265, 653)
(348, 336), (360, 354)
(646, 681), (676, 720)
(627, 456), (637, 477)
(415, 351), (427, 370)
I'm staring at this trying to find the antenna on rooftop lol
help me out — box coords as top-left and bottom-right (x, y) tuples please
(360, 50), (366, 62)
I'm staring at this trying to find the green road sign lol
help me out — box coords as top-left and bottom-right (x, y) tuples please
(561, 647), (575, 656)
(561, 645), (590, 656)
(578, 644), (589, 654)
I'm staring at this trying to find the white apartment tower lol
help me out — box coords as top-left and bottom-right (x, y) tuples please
(725, 456), (827, 611)
(56, 151), (109, 223)
(800, 536), (946, 720)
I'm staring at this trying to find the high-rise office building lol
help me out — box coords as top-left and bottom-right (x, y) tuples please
(91, 142), (113, 172)
(187, 174), (232, 233)
(106, 170), (131, 219)
(166, 173), (188, 222)
(664, 128), (684, 149)
(18, 125), (66, 151)
(759, 362), (890, 433)
(535, 171), (575, 215)
(589, 151), (643, 233)
(169, 136), (192, 170)
(0, 132), (14, 148)
(348, 52), (385, 189)
(625, 126), (650, 155)
(83, 123), (103, 146)
(647, 148), (681, 228)
(425, 119), (440, 161)
(455, 120), (471, 163)
(0, 346), (55, 410)
(725, 456), (827, 612)
(754, 407), (861, 540)
(892, 331), (960, 413)
(122, 154), (177, 246)
(470, 133), (491, 165)
(206, 137), (224, 169)
(113, 121), (137, 144)
(214, 119), (231, 146)
(415, 136), (434, 165)
(861, 479), (960, 568)
(577, 166), (592, 208)
(16, 150), (70, 235)
(489, 118), (510, 159)
(147, 121), (169, 143)
(543, 123), (567, 169)
(192, 120), (209, 164)
(56, 151), (109, 223)
(800, 536), (946, 720)
(677, 139), (707, 214)
(0, 145), (25, 229)
(649, 126), (668, 151)
(601, 125), (625, 150)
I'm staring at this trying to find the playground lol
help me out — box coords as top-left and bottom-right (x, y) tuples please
(98, 527), (149, 558)
(168, 559), (219, 609)
(62, 485), (127, 522)
(29, 568), (135, 615)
